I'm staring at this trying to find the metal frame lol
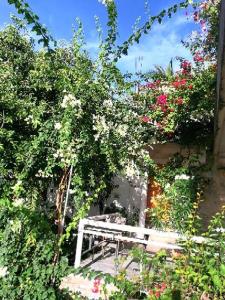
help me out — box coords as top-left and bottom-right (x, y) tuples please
(74, 214), (225, 270)
(74, 213), (209, 269)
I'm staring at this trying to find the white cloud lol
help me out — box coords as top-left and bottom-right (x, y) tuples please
(82, 14), (193, 73)
(85, 40), (99, 51)
(117, 33), (191, 73)
(117, 14), (192, 73)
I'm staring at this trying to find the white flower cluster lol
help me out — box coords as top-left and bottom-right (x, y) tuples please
(9, 219), (22, 233)
(13, 198), (24, 207)
(175, 174), (192, 180)
(0, 267), (8, 278)
(116, 124), (128, 137)
(53, 146), (77, 164)
(160, 85), (175, 94)
(93, 115), (113, 141)
(125, 161), (140, 179)
(54, 122), (62, 130)
(24, 115), (33, 124)
(35, 169), (53, 178)
(61, 94), (81, 109)
(98, 0), (113, 6)
(103, 99), (113, 108)
(53, 149), (64, 159)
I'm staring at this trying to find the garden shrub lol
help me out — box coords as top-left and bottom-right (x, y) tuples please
(0, 203), (71, 300)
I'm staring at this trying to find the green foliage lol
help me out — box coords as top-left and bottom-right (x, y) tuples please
(116, 0), (191, 60)
(0, 13), (150, 299)
(7, 0), (55, 48)
(0, 204), (71, 300)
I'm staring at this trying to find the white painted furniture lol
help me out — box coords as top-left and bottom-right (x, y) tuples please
(74, 214), (209, 269)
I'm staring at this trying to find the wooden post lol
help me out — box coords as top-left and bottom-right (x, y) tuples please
(74, 219), (84, 268)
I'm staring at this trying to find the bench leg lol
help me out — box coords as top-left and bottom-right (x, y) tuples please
(74, 220), (84, 268)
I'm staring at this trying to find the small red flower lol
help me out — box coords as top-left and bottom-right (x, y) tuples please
(188, 84), (193, 89)
(148, 289), (154, 295)
(180, 60), (191, 75)
(92, 286), (99, 293)
(155, 291), (161, 298)
(181, 60), (191, 70)
(94, 278), (101, 286)
(160, 282), (167, 291)
(176, 97), (184, 105)
(194, 51), (204, 63)
(146, 82), (156, 89)
(142, 116), (151, 123)
(156, 122), (162, 129)
(156, 94), (167, 106)
(172, 79), (187, 88)
(182, 69), (189, 75)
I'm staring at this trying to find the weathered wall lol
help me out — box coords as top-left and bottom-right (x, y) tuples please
(89, 175), (147, 226)
(148, 143), (206, 165)
(199, 0), (225, 227)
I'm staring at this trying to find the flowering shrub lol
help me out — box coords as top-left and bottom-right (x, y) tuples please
(138, 57), (215, 144)
(0, 0), (223, 299)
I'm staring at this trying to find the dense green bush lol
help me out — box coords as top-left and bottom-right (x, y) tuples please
(0, 202), (71, 299)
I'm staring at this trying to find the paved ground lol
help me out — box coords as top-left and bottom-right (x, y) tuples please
(61, 246), (140, 299)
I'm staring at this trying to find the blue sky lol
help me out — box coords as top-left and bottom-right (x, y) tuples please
(0, 0), (198, 73)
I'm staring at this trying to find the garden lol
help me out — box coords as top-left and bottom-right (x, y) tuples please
(0, 0), (224, 299)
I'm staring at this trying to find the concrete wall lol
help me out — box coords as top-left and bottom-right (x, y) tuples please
(199, 0), (225, 227)
(89, 175), (147, 227)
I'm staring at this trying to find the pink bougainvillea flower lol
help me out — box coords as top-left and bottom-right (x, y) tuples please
(180, 60), (191, 75)
(176, 97), (184, 105)
(172, 79), (187, 88)
(91, 286), (99, 293)
(181, 60), (191, 70)
(94, 278), (101, 286)
(146, 82), (156, 89)
(199, 1), (208, 10)
(156, 122), (162, 129)
(160, 282), (167, 291)
(155, 291), (161, 298)
(92, 277), (101, 294)
(156, 94), (167, 106)
(194, 52), (204, 62)
(141, 116), (151, 123)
